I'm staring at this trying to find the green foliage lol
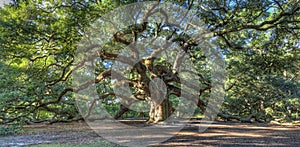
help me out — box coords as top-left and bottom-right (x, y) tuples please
(0, 0), (114, 125)
(0, 123), (24, 136)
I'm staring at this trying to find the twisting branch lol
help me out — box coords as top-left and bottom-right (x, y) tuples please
(215, 6), (300, 35)
(40, 67), (112, 108)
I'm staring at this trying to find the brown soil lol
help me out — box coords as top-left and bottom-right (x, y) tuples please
(1, 120), (299, 146)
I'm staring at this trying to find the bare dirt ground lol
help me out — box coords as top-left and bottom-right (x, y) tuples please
(1, 120), (299, 146)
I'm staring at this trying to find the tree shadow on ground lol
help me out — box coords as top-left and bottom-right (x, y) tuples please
(0, 120), (299, 146)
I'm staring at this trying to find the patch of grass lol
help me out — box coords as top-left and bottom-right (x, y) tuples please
(193, 114), (204, 119)
(0, 124), (24, 136)
(32, 141), (124, 147)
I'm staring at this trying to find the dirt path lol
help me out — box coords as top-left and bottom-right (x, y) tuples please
(1, 120), (299, 146)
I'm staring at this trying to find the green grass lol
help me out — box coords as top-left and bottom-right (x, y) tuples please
(0, 124), (24, 136)
(32, 141), (124, 147)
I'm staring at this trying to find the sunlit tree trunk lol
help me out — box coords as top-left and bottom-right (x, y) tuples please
(147, 99), (173, 123)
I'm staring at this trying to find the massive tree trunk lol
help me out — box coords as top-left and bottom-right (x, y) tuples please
(146, 77), (173, 123)
(147, 98), (173, 123)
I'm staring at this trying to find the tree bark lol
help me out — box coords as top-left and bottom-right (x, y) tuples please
(147, 98), (173, 123)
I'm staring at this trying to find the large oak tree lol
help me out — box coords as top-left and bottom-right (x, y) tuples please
(0, 0), (299, 124)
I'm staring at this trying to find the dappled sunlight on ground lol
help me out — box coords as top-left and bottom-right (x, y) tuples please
(153, 121), (300, 146)
(0, 120), (299, 146)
